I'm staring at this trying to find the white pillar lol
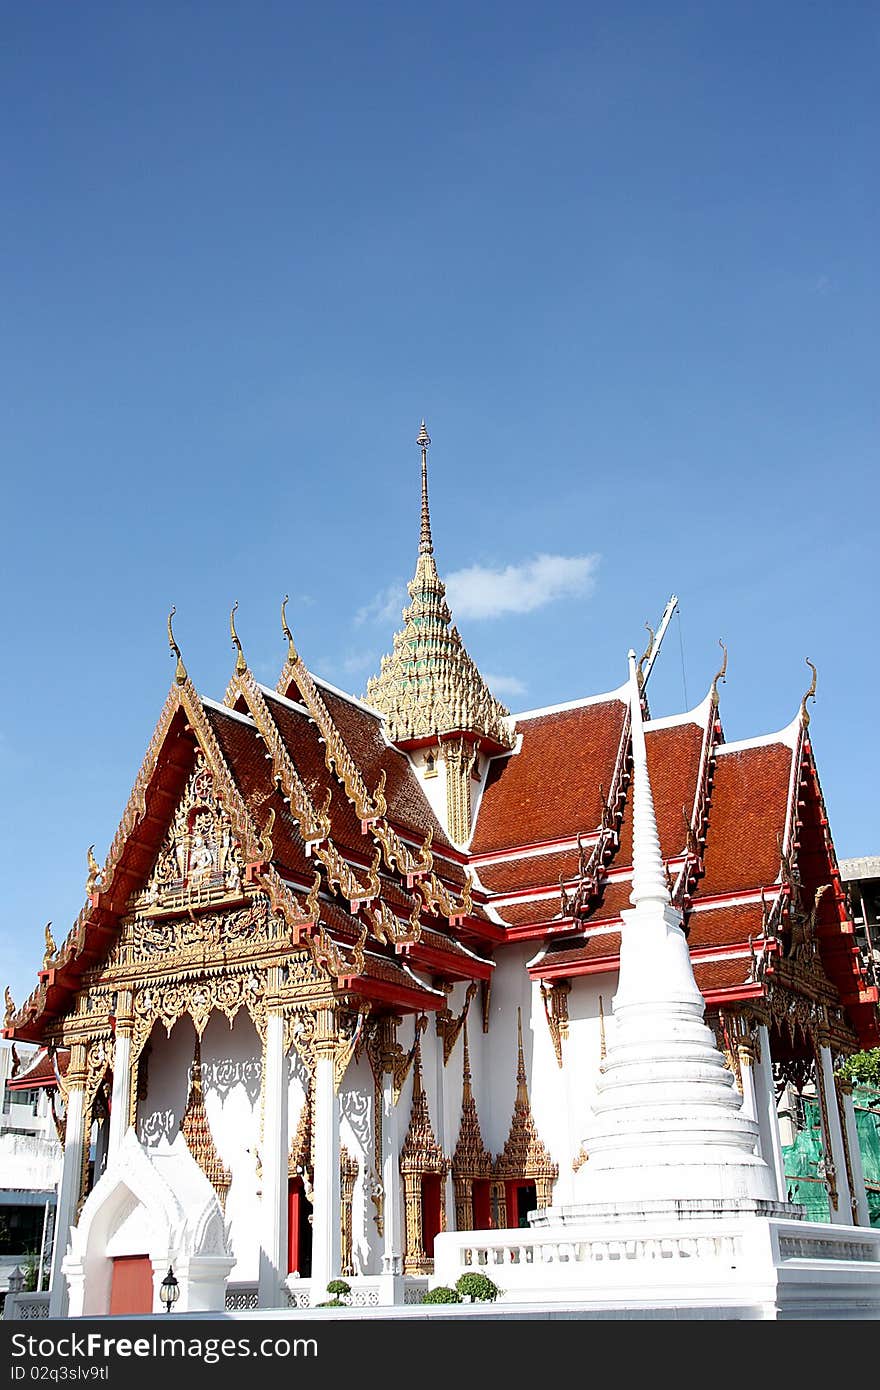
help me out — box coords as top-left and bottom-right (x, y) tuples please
(49, 1055), (87, 1318)
(738, 1047), (758, 1123)
(310, 1013), (340, 1295)
(819, 1043), (852, 1224)
(753, 1024), (788, 1203)
(382, 1067), (403, 1275)
(841, 1086), (871, 1226)
(258, 1011), (289, 1307)
(108, 994), (133, 1156)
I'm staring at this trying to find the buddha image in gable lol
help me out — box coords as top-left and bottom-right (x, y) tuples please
(188, 825), (215, 884)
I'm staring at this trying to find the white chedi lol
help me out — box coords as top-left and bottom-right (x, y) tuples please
(572, 651), (779, 1211)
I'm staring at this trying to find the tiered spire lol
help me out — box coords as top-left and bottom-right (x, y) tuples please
(180, 1035), (232, 1209)
(365, 423), (515, 752)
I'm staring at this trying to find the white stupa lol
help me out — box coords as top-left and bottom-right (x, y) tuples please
(563, 648), (783, 1218)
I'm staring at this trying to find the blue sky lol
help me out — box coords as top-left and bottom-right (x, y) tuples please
(2, 2), (878, 1011)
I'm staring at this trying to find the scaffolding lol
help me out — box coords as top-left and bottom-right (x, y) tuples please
(782, 1087), (880, 1226)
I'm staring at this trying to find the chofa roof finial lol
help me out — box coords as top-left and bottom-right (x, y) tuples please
(281, 594), (298, 664)
(711, 639), (728, 704)
(230, 601), (247, 676)
(167, 606), (187, 686)
(801, 658), (817, 727)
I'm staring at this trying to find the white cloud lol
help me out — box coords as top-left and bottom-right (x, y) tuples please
(483, 672), (527, 698)
(355, 582), (407, 627)
(341, 650), (378, 675)
(445, 553), (599, 620)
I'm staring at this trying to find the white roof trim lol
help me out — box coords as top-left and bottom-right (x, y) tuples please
(512, 681), (630, 722)
(645, 689), (714, 731)
(200, 697), (256, 727)
(716, 710), (802, 756)
(257, 684), (311, 718)
(307, 671), (385, 719)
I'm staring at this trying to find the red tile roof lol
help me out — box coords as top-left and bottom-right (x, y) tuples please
(6, 1046), (69, 1089)
(699, 743), (792, 896)
(616, 719), (705, 866)
(476, 848), (583, 895)
(471, 698), (628, 855)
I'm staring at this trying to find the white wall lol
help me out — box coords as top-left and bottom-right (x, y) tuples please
(136, 1010), (262, 1281)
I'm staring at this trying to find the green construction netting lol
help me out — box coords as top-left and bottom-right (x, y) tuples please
(782, 1088), (880, 1226)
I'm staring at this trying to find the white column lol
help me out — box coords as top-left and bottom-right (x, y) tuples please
(382, 1067), (403, 1274)
(108, 994), (133, 1156)
(258, 1010), (289, 1307)
(49, 1050), (87, 1318)
(310, 1012), (340, 1294)
(753, 1024), (788, 1203)
(841, 1086), (871, 1226)
(737, 1048), (758, 1123)
(819, 1043), (852, 1224)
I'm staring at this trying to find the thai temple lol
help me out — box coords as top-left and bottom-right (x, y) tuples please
(4, 423), (880, 1319)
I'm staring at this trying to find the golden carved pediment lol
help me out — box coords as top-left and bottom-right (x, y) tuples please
(131, 750), (246, 916)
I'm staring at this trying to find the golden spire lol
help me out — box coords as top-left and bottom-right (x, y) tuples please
(280, 594), (297, 663)
(181, 1034), (232, 1208)
(167, 606), (187, 685)
(230, 601), (247, 676)
(801, 658), (817, 727)
(365, 423), (515, 753)
(461, 1016), (473, 1097)
(417, 420), (433, 556)
(515, 1007), (528, 1106)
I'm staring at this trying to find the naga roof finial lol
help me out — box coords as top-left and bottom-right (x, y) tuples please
(167, 606), (187, 686)
(801, 658), (817, 727)
(281, 594), (298, 664)
(417, 420), (433, 556)
(637, 622), (654, 690)
(42, 922), (56, 972)
(711, 639), (728, 704)
(4, 986), (15, 1029)
(230, 601), (247, 676)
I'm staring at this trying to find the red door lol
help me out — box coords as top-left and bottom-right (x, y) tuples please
(421, 1174), (442, 1257)
(472, 1179), (492, 1230)
(288, 1177), (313, 1276)
(109, 1255), (153, 1315)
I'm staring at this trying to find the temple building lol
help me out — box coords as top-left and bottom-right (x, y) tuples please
(3, 424), (879, 1317)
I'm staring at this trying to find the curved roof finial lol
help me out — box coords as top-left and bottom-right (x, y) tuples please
(167, 606), (187, 685)
(417, 420), (433, 556)
(801, 658), (817, 727)
(280, 594), (298, 664)
(230, 601), (247, 676)
(711, 639), (728, 704)
(637, 622), (654, 690)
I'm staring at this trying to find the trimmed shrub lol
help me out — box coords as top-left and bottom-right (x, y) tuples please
(422, 1285), (460, 1304)
(325, 1279), (351, 1299)
(455, 1271), (501, 1302)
